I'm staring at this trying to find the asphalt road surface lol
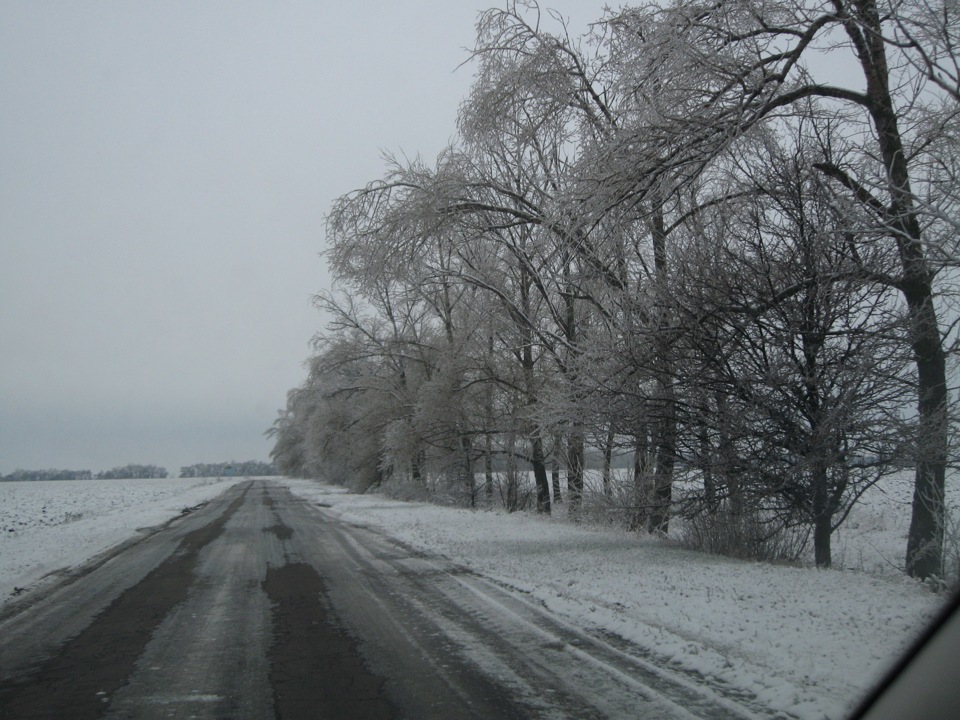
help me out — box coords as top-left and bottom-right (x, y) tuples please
(0, 480), (773, 720)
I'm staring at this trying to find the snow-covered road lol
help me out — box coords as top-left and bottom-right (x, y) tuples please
(0, 476), (946, 719)
(1, 480), (773, 719)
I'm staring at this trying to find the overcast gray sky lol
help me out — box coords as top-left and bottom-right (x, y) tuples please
(0, 1), (598, 474)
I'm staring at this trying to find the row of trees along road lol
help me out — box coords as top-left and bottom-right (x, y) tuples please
(178, 461), (278, 478)
(271, 0), (959, 579)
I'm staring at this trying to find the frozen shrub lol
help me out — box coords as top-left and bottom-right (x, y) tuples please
(676, 504), (810, 563)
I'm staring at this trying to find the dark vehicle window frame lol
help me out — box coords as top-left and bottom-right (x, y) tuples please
(851, 590), (960, 720)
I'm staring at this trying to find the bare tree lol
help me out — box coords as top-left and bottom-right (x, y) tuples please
(574, 0), (954, 578)
(675, 126), (912, 565)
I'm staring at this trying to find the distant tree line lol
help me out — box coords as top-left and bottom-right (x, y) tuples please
(178, 460), (278, 478)
(3, 461), (279, 482)
(272, 1), (959, 579)
(2, 469), (94, 482)
(97, 464), (169, 479)
(2, 464), (169, 481)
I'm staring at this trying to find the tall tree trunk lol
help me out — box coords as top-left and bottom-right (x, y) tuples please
(648, 203), (675, 535)
(698, 419), (717, 513)
(519, 245), (550, 514)
(812, 460), (832, 568)
(842, 1), (948, 579)
(461, 434), (475, 509)
(649, 379), (676, 535)
(506, 430), (518, 512)
(904, 298), (948, 578)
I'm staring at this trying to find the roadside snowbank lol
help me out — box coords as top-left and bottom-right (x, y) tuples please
(0, 476), (244, 604)
(280, 477), (944, 720)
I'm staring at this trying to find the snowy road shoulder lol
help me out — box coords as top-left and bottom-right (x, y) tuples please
(0, 477), (245, 607)
(279, 478), (944, 720)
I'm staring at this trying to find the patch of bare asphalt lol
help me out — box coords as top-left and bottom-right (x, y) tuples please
(262, 488), (276, 509)
(264, 523), (294, 541)
(0, 482), (251, 719)
(261, 562), (399, 720)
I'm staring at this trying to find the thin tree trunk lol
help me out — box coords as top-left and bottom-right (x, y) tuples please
(714, 392), (741, 517)
(531, 434), (551, 513)
(551, 432), (563, 504)
(484, 333), (495, 503)
(484, 434), (494, 502)
(411, 449), (423, 487)
(698, 419), (717, 512)
(561, 253), (584, 517)
(630, 429), (650, 532)
(649, 380), (676, 535)
(602, 424), (615, 497)
(567, 428), (585, 517)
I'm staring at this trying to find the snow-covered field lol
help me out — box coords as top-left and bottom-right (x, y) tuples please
(281, 476), (948, 720)
(0, 476), (244, 602)
(0, 473), (949, 720)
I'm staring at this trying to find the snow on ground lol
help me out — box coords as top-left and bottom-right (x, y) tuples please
(831, 472), (960, 581)
(0, 476), (244, 604)
(280, 477), (947, 720)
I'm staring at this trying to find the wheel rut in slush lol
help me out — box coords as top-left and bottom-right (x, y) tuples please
(0, 482), (250, 720)
(260, 483), (399, 719)
(261, 562), (399, 720)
